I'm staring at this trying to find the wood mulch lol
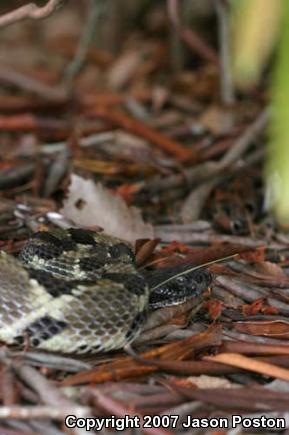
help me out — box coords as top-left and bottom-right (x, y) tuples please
(0, 2), (288, 434)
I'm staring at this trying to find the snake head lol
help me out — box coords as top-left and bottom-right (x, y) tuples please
(146, 265), (212, 309)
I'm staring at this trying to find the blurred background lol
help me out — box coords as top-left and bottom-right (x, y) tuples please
(0, 0), (287, 232)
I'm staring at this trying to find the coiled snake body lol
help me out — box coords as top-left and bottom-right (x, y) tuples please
(0, 229), (211, 354)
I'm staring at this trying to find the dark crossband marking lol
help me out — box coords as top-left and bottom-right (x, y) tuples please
(58, 237), (78, 251)
(31, 231), (77, 252)
(68, 228), (97, 245)
(31, 231), (78, 252)
(79, 256), (107, 272)
(103, 273), (147, 296)
(23, 315), (68, 346)
(31, 231), (61, 245)
(28, 269), (77, 297)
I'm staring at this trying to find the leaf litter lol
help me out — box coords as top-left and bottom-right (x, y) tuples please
(0, 2), (288, 434)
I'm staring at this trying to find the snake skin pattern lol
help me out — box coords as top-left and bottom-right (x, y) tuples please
(0, 229), (211, 354)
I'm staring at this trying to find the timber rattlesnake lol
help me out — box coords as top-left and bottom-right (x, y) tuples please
(0, 228), (211, 354)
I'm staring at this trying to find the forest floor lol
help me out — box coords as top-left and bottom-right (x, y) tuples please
(0, 2), (289, 435)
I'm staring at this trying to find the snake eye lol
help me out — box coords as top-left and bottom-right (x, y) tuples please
(176, 276), (186, 285)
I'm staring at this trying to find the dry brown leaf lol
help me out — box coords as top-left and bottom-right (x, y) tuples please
(60, 174), (154, 244)
(255, 261), (287, 279)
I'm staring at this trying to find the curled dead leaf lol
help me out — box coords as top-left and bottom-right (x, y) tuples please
(60, 174), (154, 244)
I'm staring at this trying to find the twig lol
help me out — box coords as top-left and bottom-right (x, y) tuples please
(135, 325), (182, 345)
(0, 94), (66, 113)
(146, 108), (268, 193)
(154, 230), (287, 250)
(0, 163), (35, 190)
(217, 276), (289, 315)
(65, 0), (105, 85)
(27, 421), (64, 435)
(41, 131), (115, 154)
(171, 382), (289, 410)
(167, 0), (185, 71)
(224, 329), (289, 346)
(179, 107), (268, 222)
(0, 0), (67, 28)
(90, 390), (170, 435)
(181, 179), (218, 223)
(12, 364), (90, 435)
(222, 341), (289, 356)
(0, 67), (66, 102)
(0, 405), (88, 420)
(13, 364), (75, 407)
(214, 0), (235, 105)
(43, 150), (70, 197)
(89, 106), (195, 161)
(154, 221), (212, 235)
(63, 329), (220, 386)
(219, 107), (270, 168)
(3, 349), (91, 372)
(167, 0), (219, 66)
(204, 352), (289, 381)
